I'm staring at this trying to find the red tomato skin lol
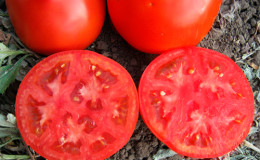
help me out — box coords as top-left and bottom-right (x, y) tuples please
(107, 0), (222, 54)
(6, 0), (105, 55)
(138, 47), (254, 158)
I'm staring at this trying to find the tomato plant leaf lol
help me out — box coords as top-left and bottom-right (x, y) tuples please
(6, 113), (16, 125)
(0, 154), (30, 160)
(0, 114), (16, 128)
(0, 136), (20, 148)
(0, 54), (28, 94)
(0, 114), (19, 138)
(0, 43), (26, 65)
(0, 128), (19, 138)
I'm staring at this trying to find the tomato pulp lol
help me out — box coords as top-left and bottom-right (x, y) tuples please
(107, 0), (222, 54)
(15, 50), (139, 160)
(139, 47), (254, 158)
(6, 0), (105, 55)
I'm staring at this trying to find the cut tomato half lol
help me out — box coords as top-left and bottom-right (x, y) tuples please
(139, 47), (254, 158)
(15, 50), (139, 160)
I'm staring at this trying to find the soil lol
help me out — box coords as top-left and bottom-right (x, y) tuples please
(0, 0), (259, 160)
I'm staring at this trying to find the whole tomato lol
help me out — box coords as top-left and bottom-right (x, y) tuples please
(6, 0), (105, 55)
(107, 0), (222, 54)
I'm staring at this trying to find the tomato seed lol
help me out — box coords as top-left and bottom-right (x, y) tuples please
(103, 85), (110, 89)
(230, 81), (236, 86)
(237, 93), (243, 97)
(214, 66), (220, 71)
(96, 71), (102, 76)
(166, 74), (172, 78)
(60, 63), (66, 68)
(91, 65), (96, 71)
(73, 96), (80, 102)
(219, 73), (224, 77)
(234, 119), (242, 124)
(86, 99), (103, 110)
(188, 68), (195, 74)
(70, 81), (85, 103)
(160, 91), (166, 96)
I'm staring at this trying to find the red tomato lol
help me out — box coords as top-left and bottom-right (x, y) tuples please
(6, 0), (105, 55)
(15, 50), (139, 160)
(107, 0), (222, 54)
(139, 47), (254, 158)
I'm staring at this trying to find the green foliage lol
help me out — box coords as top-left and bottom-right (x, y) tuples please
(0, 154), (30, 160)
(0, 43), (28, 94)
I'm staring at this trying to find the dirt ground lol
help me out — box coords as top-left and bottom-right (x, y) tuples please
(0, 0), (259, 160)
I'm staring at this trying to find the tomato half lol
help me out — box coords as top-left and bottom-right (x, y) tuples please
(15, 50), (139, 160)
(139, 47), (254, 158)
(6, 0), (105, 55)
(107, 0), (222, 54)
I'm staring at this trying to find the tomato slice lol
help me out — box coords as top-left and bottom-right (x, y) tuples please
(15, 50), (139, 160)
(139, 47), (254, 158)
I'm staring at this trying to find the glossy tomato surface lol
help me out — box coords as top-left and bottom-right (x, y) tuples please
(107, 0), (222, 54)
(139, 47), (254, 158)
(15, 50), (139, 160)
(6, 0), (105, 55)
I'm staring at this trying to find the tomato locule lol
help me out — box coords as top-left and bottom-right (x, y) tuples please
(107, 0), (222, 54)
(15, 50), (139, 160)
(138, 47), (254, 158)
(6, 0), (105, 55)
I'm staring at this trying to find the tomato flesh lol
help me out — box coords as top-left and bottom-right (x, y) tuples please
(139, 47), (254, 158)
(15, 50), (139, 160)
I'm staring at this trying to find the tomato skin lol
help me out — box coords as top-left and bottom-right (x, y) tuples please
(139, 47), (254, 158)
(107, 0), (222, 54)
(6, 0), (105, 55)
(15, 50), (139, 160)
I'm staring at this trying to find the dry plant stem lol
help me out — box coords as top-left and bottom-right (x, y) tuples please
(241, 46), (260, 60)
(243, 140), (260, 154)
(21, 139), (35, 160)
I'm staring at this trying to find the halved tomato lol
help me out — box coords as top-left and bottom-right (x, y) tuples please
(139, 47), (254, 158)
(15, 50), (139, 160)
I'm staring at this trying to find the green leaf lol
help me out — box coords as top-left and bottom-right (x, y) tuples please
(0, 136), (20, 148)
(0, 114), (15, 128)
(0, 54), (29, 94)
(6, 114), (16, 125)
(0, 154), (30, 160)
(0, 128), (19, 138)
(0, 43), (26, 65)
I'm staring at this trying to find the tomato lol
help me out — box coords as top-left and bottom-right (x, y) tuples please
(138, 47), (254, 158)
(6, 0), (105, 55)
(107, 0), (222, 54)
(15, 50), (139, 160)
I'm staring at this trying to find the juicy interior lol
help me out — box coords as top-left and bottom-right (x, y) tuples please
(141, 52), (253, 157)
(17, 54), (137, 159)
